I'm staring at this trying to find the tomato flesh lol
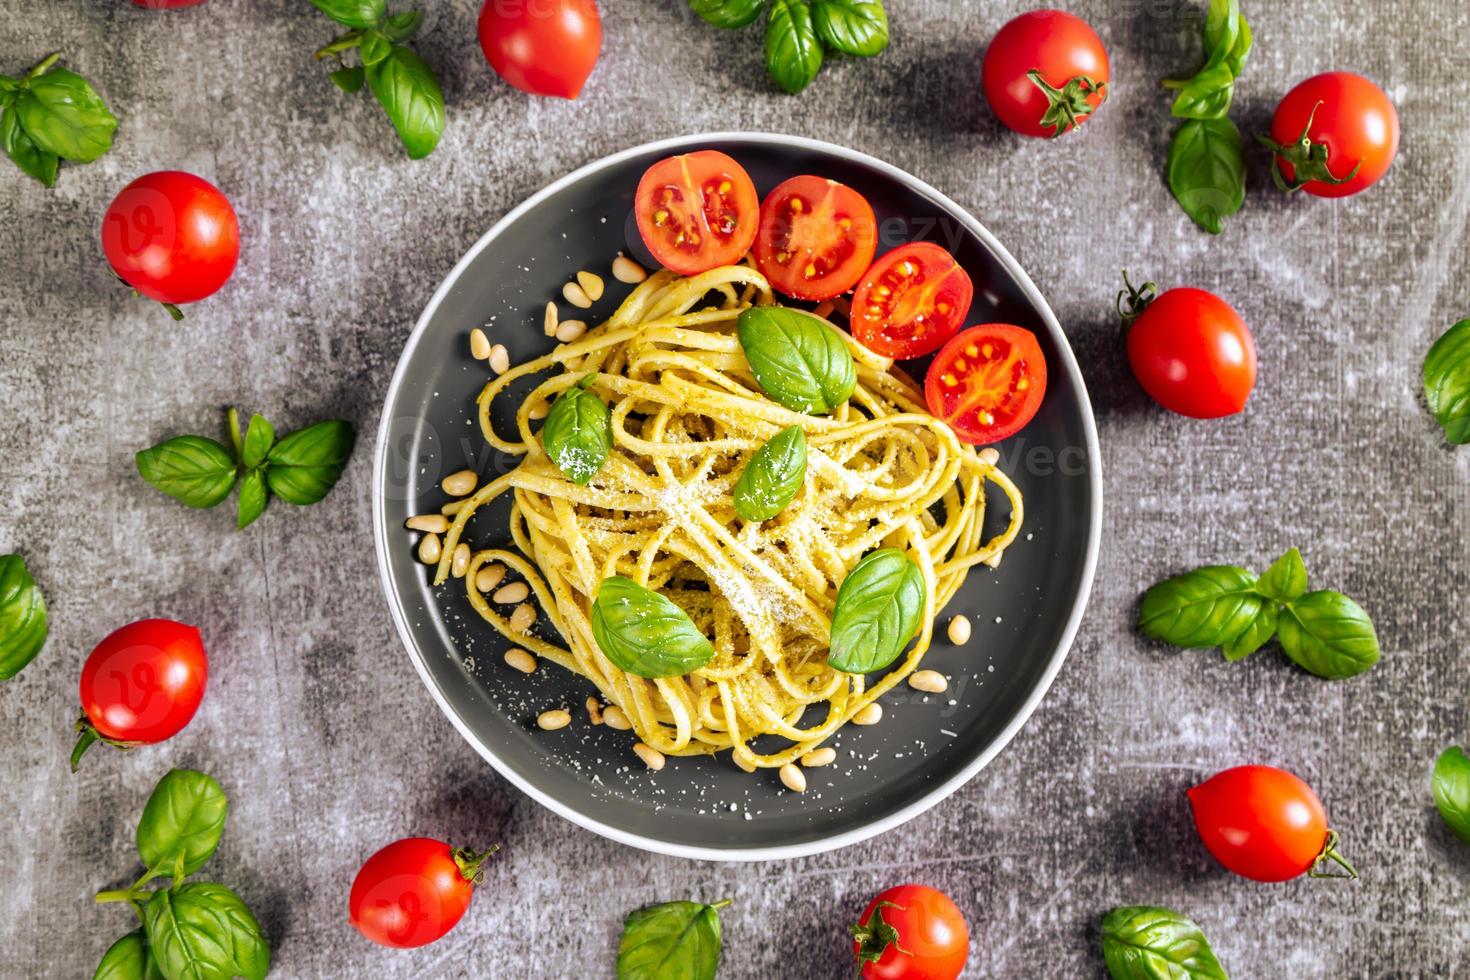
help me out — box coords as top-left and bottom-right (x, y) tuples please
(851, 243), (973, 359)
(79, 619), (207, 745)
(754, 175), (877, 301)
(1126, 287), (1256, 418)
(1188, 765), (1337, 882)
(635, 151), (759, 276)
(350, 838), (491, 948)
(853, 884), (969, 980)
(982, 10), (1110, 138)
(926, 324), (1047, 444)
(101, 171), (239, 306)
(478, 0), (602, 100)
(1268, 72), (1399, 198)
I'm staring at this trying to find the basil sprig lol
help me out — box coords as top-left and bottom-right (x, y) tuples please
(690, 0), (888, 94)
(1162, 0), (1252, 233)
(542, 375), (613, 485)
(828, 548), (926, 673)
(592, 577), (716, 678)
(617, 899), (730, 980)
(92, 769), (270, 980)
(1101, 906), (1229, 980)
(733, 424), (807, 521)
(0, 554), (47, 680)
(1424, 319), (1470, 444)
(0, 53), (116, 187)
(1139, 548), (1381, 679)
(136, 407), (354, 529)
(310, 1), (443, 159)
(738, 306), (857, 415)
(1433, 746), (1470, 844)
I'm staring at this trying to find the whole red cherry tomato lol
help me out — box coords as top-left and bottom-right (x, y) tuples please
(101, 171), (240, 313)
(1262, 72), (1399, 198)
(1119, 273), (1256, 419)
(72, 618), (208, 771)
(478, 0), (602, 99)
(1189, 765), (1358, 882)
(349, 838), (499, 948)
(982, 10), (1110, 138)
(852, 884), (968, 980)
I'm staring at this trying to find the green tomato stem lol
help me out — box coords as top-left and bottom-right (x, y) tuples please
(1308, 828), (1360, 880)
(451, 844), (500, 885)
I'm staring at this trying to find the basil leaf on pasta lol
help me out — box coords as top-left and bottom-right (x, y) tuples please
(733, 425), (806, 522)
(591, 577), (715, 679)
(738, 306), (856, 415)
(828, 549), (926, 674)
(542, 375), (612, 486)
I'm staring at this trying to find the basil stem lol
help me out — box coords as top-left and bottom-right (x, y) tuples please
(617, 899), (730, 980)
(1101, 906), (1228, 980)
(1433, 746), (1470, 844)
(733, 425), (807, 522)
(591, 577), (716, 679)
(828, 549), (926, 673)
(136, 769), (229, 878)
(1424, 319), (1470, 444)
(0, 554), (47, 681)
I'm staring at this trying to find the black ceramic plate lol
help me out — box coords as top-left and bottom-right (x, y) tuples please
(372, 133), (1101, 861)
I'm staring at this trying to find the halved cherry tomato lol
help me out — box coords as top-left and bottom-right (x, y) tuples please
(1263, 72), (1399, 198)
(72, 618), (208, 771)
(1188, 765), (1358, 882)
(350, 838), (498, 948)
(634, 151), (760, 276)
(925, 324), (1047, 445)
(851, 243), (973, 359)
(852, 883), (969, 980)
(753, 175), (877, 301)
(1120, 274), (1256, 419)
(982, 10), (1110, 138)
(477, 0), (602, 100)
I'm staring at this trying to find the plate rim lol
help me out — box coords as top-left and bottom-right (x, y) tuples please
(371, 131), (1104, 862)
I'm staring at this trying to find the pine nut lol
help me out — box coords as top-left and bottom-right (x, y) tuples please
(633, 742), (665, 770)
(537, 709), (571, 731)
(779, 763), (807, 793)
(801, 747), (837, 768)
(417, 532), (442, 565)
(405, 514), (449, 533)
(451, 543), (471, 578)
(509, 603), (537, 632)
(982, 551), (1003, 569)
(603, 705), (632, 730)
(493, 581), (529, 604)
(853, 703), (883, 725)
(612, 255), (647, 284)
(947, 615), (972, 645)
(586, 697), (604, 725)
(528, 402), (549, 420)
(978, 447), (1000, 466)
(488, 344), (510, 375)
(576, 271), (605, 302)
(544, 301), (559, 336)
(733, 751), (757, 773)
(908, 669), (948, 693)
(469, 328), (492, 360)
(504, 648), (537, 674)
(475, 564), (506, 593)
(562, 281), (592, 309)
(442, 469), (478, 496)
(555, 319), (588, 343)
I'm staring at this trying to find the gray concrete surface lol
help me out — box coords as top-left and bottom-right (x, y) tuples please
(2, 0), (1468, 976)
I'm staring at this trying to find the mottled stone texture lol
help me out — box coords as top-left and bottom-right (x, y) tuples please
(2, 0), (1468, 977)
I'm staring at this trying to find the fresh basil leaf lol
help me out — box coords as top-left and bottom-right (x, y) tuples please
(359, 30), (391, 68)
(828, 548), (926, 673)
(381, 10), (424, 42)
(1221, 602), (1276, 662)
(241, 414), (274, 469)
(1167, 117), (1245, 235)
(237, 470), (267, 529)
(136, 769), (229, 878)
(689, 0), (764, 29)
(591, 577), (715, 679)
(0, 554), (47, 681)
(94, 930), (164, 980)
(812, 0), (889, 57)
(330, 66), (367, 93)
(1199, 0), (1240, 62)
(738, 307), (856, 414)
(366, 44), (444, 160)
(144, 883), (269, 980)
(1101, 906), (1228, 980)
(1257, 547), (1307, 602)
(765, 0), (824, 94)
(1277, 590), (1380, 679)
(136, 435), (239, 509)
(542, 375), (612, 485)
(310, 0), (385, 29)
(1433, 746), (1470, 844)
(733, 425), (807, 522)
(265, 419), (354, 505)
(617, 900), (726, 980)
(1424, 319), (1470, 444)
(1222, 14), (1252, 79)
(1, 107), (58, 185)
(14, 68), (117, 163)
(1139, 565), (1261, 649)
(1170, 63), (1235, 120)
